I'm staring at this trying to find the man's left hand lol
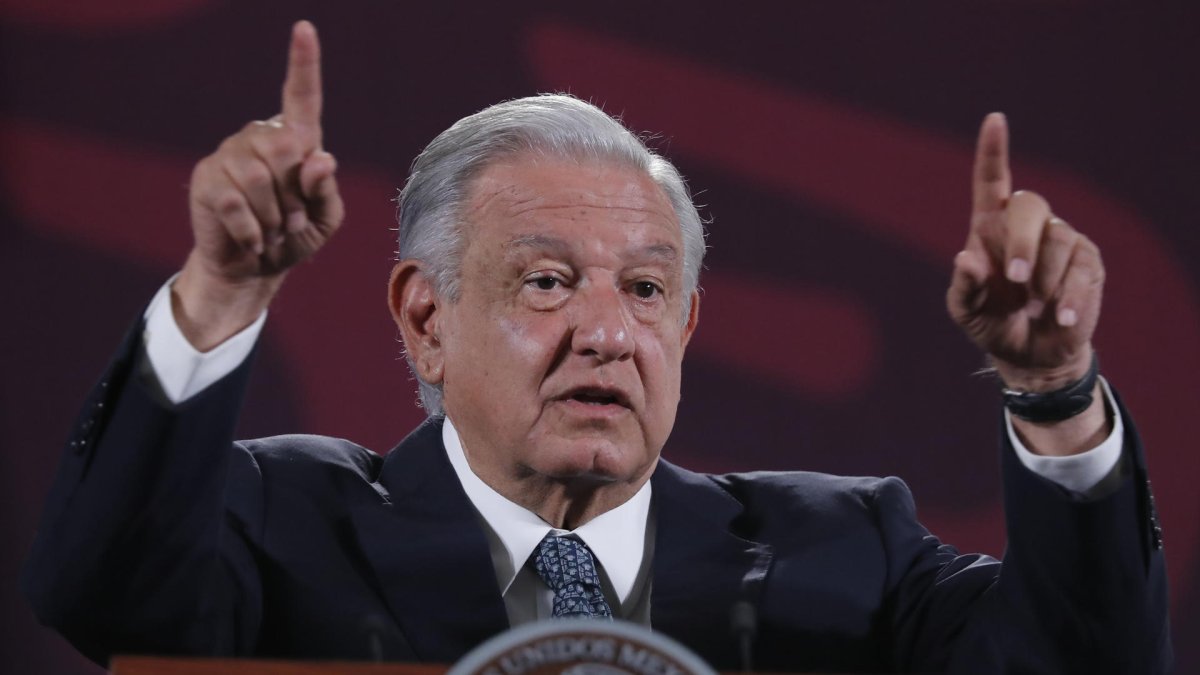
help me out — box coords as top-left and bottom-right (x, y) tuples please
(947, 113), (1104, 393)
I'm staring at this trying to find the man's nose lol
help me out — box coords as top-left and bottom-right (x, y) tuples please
(570, 283), (635, 363)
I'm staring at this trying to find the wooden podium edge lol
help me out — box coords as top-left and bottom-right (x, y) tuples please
(111, 655), (823, 674)
(110, 655), (448, 674)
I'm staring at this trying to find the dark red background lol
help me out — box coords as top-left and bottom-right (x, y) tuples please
(3, 2), (1197, 672)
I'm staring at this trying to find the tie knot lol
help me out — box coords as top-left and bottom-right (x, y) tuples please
(532, 535), (613, 619)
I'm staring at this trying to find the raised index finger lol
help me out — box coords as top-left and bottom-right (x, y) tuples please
(972, 112), (1011, 214)
(281, 20), (322, 136)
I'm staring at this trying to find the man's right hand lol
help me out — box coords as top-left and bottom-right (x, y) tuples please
(173, 20), (344, 351)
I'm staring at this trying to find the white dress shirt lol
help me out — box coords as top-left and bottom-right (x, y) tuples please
(441, 417), (654, 624)
(135, 278), (1127, 622)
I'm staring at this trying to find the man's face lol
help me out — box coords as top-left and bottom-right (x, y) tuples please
(437, 155), (698, 489)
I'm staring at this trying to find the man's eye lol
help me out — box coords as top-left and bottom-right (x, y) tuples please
(632, 281), (662, 299)
(529, 276), (561, 291)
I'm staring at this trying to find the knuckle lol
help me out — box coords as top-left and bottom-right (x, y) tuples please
(258, 134), (301, 165)
(1077, 237), (1104, 265)
(1067, 249), (1105, 288)
(1010, 189), (1049, 213)
(214, 191), (246, 217)
(238, 161), (274, 191)
(191, 154), (220, 183)
(1088, 254), (1106, 283)
(192, 165), (233, 205)
(313, 151), (338, 175)
(1046, 214), (1074, 232)
(189, 169), (209, 196)
(1079, 234), (1101, 255)
(218, 131), (247, 155)
(1044, 223), (1077, 248)
(245, 116), (283, 132)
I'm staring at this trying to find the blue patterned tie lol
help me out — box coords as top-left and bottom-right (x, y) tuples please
(532, 534), (614, 619)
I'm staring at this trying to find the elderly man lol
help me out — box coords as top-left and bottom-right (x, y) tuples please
(24, 21), (1169, 674)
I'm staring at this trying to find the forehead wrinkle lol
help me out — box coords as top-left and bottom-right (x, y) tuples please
(465, 184), (541, 223)
(504, 233), (571, 256)
(503, 233), (680, 270)
(500, 197), (669, 223)
(639, 243), (678, 264)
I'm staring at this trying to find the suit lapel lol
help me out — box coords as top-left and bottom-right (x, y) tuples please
(650, 460), (774, 670)
(349, 424), (774, 667)
(349, 418), (510, 662)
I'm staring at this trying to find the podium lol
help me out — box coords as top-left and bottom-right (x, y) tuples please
(110, 622), (843, 674)
(111, 657), (447, 675)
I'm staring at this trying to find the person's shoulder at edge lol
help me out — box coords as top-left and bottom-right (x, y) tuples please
(236, 434), (383, 484)
(233, 416), (446, 487)
(662, 459), (900, 523)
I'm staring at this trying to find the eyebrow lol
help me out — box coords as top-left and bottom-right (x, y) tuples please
(504, 234), (571, 255)
(504, 234), (679, 264)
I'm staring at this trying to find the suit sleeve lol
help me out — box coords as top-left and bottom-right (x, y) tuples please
(878, 391), (1172, 674)
(20, 317), (266, 665)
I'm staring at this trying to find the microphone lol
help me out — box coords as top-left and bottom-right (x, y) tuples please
(730, 599), (757, 672)
(361, 613), (389, 662)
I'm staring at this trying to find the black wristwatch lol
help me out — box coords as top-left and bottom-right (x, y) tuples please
(1001, 353), (1100, 423)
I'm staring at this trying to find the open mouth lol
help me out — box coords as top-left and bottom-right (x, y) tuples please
(563, 387), (629, 408)
(572, 392), (621, 406)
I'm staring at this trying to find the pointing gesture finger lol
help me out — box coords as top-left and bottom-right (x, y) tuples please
(972, 112), (1011, 215)
(181, 20), (344, 353)
(948, 112), (1104, 393)
(282, 20), (323, 141)
(962, 113), (1012, 280)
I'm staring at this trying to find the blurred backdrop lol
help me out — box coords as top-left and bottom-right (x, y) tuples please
(2, 1), (1197, 672)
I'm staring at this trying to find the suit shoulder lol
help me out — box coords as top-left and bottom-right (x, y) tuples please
(236, 434), (382, 481)
(709, 468), (910, 516)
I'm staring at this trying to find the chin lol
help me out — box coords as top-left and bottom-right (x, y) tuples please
(532, 438), (650, 484)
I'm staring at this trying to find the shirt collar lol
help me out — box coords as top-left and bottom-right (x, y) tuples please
(442, 417), (651, 603)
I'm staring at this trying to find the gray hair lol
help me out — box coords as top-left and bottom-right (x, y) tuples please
(395, 93), (707, 415)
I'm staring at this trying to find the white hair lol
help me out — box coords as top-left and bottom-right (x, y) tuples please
(395, 94), (707, 415)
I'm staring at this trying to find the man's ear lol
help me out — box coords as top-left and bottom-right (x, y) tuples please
(388, 260), (445, 385)
(681, 290), (700, 350)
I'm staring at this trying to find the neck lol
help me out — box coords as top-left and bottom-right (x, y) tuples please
(497, 469), (654, 530)
(445, 415), (658, 529)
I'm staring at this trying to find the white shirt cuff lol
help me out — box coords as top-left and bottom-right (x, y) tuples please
(141, 276), (266, 404)
(1006, 377), (1124, 497)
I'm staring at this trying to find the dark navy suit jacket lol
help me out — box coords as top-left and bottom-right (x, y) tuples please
(22, 323), (1172, 673)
